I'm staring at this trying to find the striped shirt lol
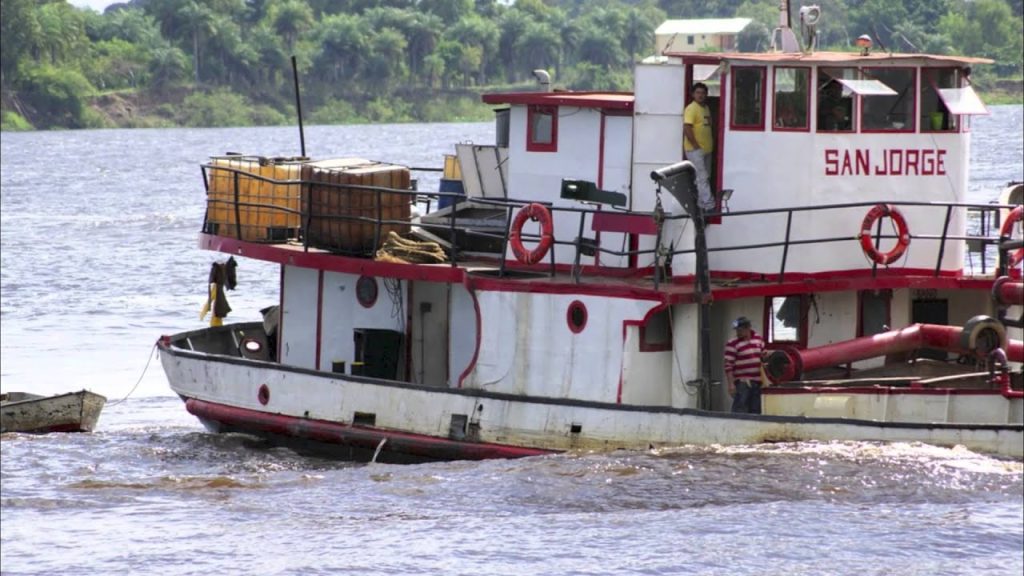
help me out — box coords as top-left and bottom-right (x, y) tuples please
(724, 331), (765, 381)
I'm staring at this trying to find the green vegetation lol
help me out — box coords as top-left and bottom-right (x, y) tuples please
(1, 0), (1021, 130)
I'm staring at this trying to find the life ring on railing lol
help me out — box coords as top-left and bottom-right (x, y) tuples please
(859, 204), (911, 266)
(1000, 205), (1023, 268)
(509, 203), (554, 265)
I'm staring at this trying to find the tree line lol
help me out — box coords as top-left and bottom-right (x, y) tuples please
(1, 0), (1021, 130)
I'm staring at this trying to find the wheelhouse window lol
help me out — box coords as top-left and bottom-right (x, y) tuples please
(730, 66), (765, 130)
(861, 67), (915, 132)
(527, 105), (558, 152)
(765, 295), (807, 347)
(817, 68), (856, 132)
(920, 68), (960, 132)
(858, 289), (892, 337)
(773, 67), (810, 131)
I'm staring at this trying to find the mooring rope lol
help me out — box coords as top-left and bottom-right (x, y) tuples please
(106, 343), (157, 407)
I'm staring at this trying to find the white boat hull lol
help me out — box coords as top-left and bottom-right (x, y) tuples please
(0, 390), (107, 434)
(160, 344), (1024, 460)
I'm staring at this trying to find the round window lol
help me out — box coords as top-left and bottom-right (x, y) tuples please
(356, 276), (378, 308)
(567, 300), (588, 334)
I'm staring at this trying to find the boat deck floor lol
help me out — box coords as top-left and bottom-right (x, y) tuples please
(262, 240), (995, 302)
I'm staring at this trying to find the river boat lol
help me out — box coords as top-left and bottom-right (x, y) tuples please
(158, 8), (1024, 461)
(0, 390), (107, 434)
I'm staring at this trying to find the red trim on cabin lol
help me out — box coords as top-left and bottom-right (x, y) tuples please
(456, 288), (483, 389)
(729, 66), (766, 132)
(591, 212), (658, 235)
(527, 105), (558, 153)
(405, 279), (414, 388)
(482, 91), (634, 110)
(710, 66), (727, 225)
(200, 234), (463, 283)
(201, 236), (992, 304)
(772, 66), (812, 133)
(637, 306), (673, 353)
(465, 275), (664, 301)
(315, 270), (324, 370)
(185, 398), (554, 460)
(598, 112), (606, 189)
(277, 267), (284, 362)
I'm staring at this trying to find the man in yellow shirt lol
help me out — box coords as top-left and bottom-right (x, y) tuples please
(683, 82), (714, 211)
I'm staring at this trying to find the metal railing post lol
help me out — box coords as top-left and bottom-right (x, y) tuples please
(934, 205), (954, 277)
(779, 210), (793, 282)
(233, 171), (242, 240)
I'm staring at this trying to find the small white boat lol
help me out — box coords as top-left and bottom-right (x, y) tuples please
(0, 390), (107, 434)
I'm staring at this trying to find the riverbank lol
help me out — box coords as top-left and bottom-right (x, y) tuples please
(2, 80), (1021, 132)
(1, 87), (498, 132)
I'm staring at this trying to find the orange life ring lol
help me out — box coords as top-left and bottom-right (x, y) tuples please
(1000, 205), (1023, 268)
(859, 204), (911, 265)
(509, 203), (554, 265)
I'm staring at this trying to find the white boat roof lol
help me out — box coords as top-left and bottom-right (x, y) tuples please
(663, 50), (993, 67)
(655, 18), (752, 36)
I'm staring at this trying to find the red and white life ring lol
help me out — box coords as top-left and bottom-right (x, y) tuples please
(1000, 205), (1023, 268)
(859, 204), (911, 265)
(509, 203), (554, 265)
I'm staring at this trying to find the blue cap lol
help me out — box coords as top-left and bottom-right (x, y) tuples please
(731, 316), (751, 329)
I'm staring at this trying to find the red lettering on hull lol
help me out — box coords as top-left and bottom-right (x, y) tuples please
(823, 149), (947, 176)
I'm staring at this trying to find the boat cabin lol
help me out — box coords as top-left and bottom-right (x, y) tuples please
(482, 50), (991, 278)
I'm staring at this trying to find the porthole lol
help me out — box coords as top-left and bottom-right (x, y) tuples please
(356, 276), (378, 308)
(257, 384), (270, 405)
(567, 300), (588, 334)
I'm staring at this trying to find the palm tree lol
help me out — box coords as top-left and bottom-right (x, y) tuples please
(267, 0), (313, 54)
(179, 1), (216, 84)
(314, 14), (367, 85)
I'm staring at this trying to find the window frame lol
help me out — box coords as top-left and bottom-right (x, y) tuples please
(816, 67), (859, 134)
(526, 105), (558, 152)
(859, 66), (917, 134)
(856, 289), (892, 338)
(729, 65), (766, 132)
(763, 294), (809, 349)
(920, 68), (960, 133)
(638, 307), (673, 352)
(772, 66), (811, 133)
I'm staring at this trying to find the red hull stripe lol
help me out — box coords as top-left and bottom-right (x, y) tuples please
(185, 398), (554, 460)
(764, 386), (1011, 396)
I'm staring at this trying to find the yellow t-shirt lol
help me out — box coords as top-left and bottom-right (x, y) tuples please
(684, 101), (713, 153)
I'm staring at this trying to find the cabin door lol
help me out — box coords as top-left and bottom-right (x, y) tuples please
(411, 281), (450, 387)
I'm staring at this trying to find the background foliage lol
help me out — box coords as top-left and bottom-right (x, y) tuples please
(1, 0), (1021, 130)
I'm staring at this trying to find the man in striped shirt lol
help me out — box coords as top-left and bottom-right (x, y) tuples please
(724, 316), (766, 414)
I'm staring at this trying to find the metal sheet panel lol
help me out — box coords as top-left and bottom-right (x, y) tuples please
(634, 62), (686, 115)
(937, 86), (989, 115)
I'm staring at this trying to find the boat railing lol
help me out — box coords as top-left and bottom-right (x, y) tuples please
(200, 163), (1020, 284)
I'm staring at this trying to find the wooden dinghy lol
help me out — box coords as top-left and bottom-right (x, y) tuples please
(0, 390), (107, 433)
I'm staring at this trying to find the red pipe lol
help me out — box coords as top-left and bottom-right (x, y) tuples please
(769, 323), (1023, 381)
(992, 278), (1023, 307)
